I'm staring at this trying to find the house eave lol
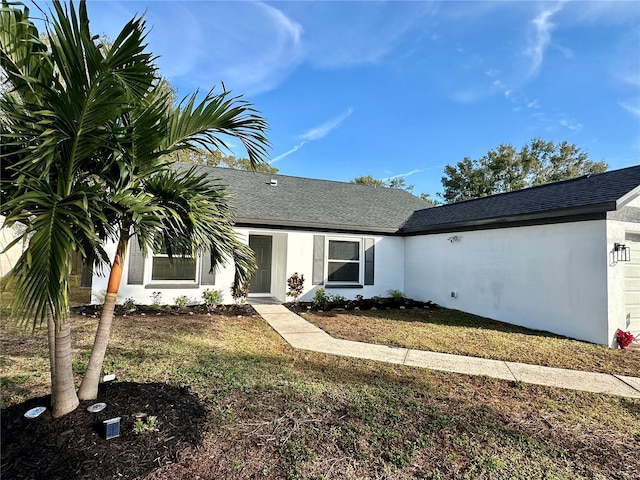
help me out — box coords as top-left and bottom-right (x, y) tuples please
(235, 218), (401, 236)
(616, 184), (640, 208)
(399, 203), (615, 236)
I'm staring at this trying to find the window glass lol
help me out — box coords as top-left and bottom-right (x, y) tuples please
(327, 239), (360, 283)
(328, 241), (359, 261)
(151, 257), (197, 281)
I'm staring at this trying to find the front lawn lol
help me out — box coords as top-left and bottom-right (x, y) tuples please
(2, 310), (639, 479)
(302, 307), (640, 376)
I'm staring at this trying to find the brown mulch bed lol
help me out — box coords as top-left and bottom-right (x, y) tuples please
(1, 382), (208, 480)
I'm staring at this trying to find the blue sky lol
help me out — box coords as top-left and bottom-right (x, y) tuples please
(52, 1), (640, 198)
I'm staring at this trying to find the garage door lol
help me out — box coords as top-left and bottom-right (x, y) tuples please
(625, 233), (640, 335)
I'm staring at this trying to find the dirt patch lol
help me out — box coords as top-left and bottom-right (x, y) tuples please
(1, 382), (208, 480)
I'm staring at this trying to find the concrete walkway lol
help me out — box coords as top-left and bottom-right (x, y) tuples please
(253, 304), (640, 399)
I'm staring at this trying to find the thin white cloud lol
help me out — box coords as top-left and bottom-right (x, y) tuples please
(270, 108), (353, 164)
(381, 168), (424, 182)
(269, 142), (308, 164)
(300, 108), (353, 141)
(619, 101), (640, 118)
(525, 3), (565, 77)
(301, 2), (435, 69)
(559, 118), (583, 131)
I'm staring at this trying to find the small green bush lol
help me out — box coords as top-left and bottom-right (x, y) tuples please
(174, 295), (189, 309)
(312, 288), (347, 309)
(122, 297), (136, 311)
(387, 289), (405, 302)
(202, 289), (221, 311)
(133, 415), (158, 434)
(313, 288), (329, 309)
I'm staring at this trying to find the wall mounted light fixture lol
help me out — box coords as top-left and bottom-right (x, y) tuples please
(614, 243), (630, 262)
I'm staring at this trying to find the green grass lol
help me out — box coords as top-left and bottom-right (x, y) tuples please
(2, 310), (639, 478)
(303, 308), (640, 376)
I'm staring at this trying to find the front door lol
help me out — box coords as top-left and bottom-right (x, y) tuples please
(249, 235), (272, 294)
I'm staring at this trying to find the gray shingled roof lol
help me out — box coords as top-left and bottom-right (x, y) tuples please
(189, 165), (429, 234)
(401, 165), (640, 234)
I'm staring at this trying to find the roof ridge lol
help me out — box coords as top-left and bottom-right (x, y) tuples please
(433, 164), (640, 209)
(190, 163), (427, 195)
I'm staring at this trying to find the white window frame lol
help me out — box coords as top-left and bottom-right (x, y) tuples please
(326, 237), (363, 285)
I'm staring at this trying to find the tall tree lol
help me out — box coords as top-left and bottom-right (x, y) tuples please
(77, 84), (268, 401)
(1, 0), (155, 416)
(440, 139), (608, 203)
(1, 0), (269, 413)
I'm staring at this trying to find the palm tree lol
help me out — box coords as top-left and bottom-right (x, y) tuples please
(2, 1), (269, 413)
(77, 87), (269, 399)
(1, 0), (156, 417)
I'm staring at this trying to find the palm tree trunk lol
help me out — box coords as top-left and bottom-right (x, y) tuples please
(47, 308), (56, 393)
(52, 319), (79, 418)
(78, 232), (128, 400)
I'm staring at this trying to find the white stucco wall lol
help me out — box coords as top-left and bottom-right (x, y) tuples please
(91, 228), (405, 306)
(281, 231), (406, 303)
(404, 221), (610, 345)
(0, 218), (25, 278)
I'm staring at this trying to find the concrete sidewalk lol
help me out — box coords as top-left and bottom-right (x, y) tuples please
(253, 304), (640, 399)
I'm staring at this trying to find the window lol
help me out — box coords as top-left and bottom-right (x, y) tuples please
(151, 245), (197, 282)
(327, 239), (361, 283)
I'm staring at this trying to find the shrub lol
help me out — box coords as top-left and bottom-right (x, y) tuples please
(174, 295), (189, 309)
(387, 289), (405, 302)
(202, 289), (221, 311)
(122, 297), (136, 311)
(313, 288), (329, 309)
(133, 415), (158, 434)
(150, 291), (163, 309)
(231, 282), (250, 304)
(286, 272), (305, 302)
(312, 288), (348, 309)
(330, 293), (346, 304)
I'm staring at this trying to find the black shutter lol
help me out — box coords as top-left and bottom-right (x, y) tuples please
(312, 235), (325, 285)
(364, 238), (375, 285)
(200, 251), (216, 285)
(127, 238), (145, 285)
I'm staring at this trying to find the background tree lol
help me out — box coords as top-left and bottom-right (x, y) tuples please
(440, 139), (608, 203)
(352, 175), (386, 187)
(352, 175), (415, 191)
(352, 175), (435, 205)
(174, 148), (278, 174)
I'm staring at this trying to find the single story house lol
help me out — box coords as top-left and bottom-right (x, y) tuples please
(92, 164), (640, 347)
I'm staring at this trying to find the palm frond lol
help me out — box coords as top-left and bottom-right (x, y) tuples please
(165, 88), (270, 169)
(3, 181), (106, 329)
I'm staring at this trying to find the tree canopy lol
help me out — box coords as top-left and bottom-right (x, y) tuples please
(440, 139), (608, 203)
(351, 175), (435, 205)
(174, 148), (278, 174)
